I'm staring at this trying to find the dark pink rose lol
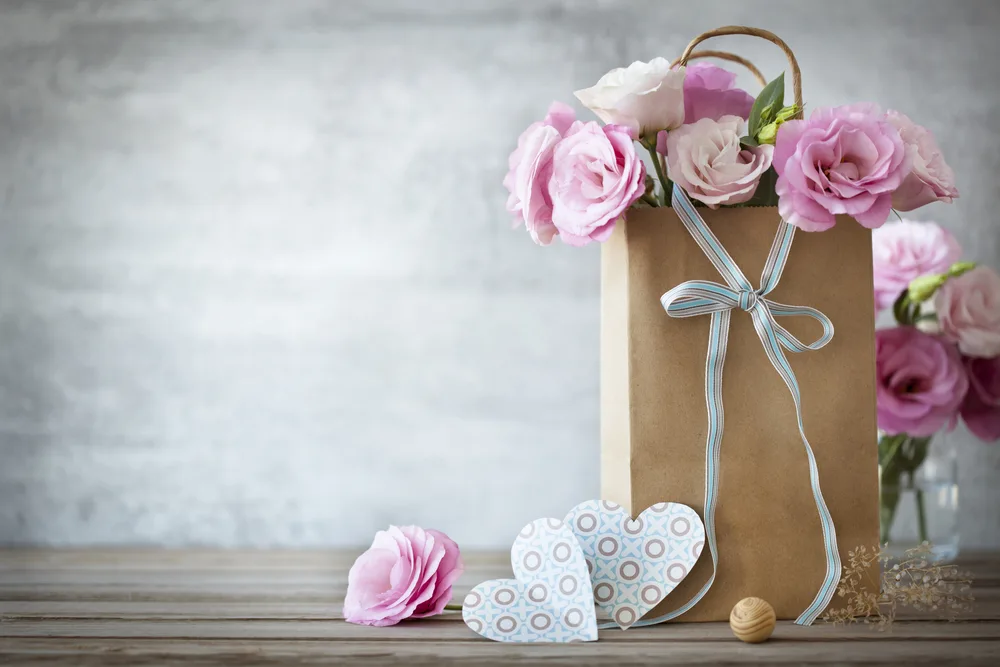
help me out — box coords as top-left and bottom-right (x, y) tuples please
(682, 63), (754, 124)
(774, 104), (910, 232)
(344, 525), (463, 627)
(876, 326), (968, 436)
(961, 356), (1000, 441)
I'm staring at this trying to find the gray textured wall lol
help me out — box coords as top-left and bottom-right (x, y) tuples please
(1, 0), (998, 549)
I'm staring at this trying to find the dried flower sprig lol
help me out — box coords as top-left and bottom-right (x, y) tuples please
(822, 544), (974, 630)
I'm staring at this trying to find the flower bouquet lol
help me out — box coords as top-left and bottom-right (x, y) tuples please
(505, 31), (954, 243)
(873, 222), (999, 555)
(504, 25), (962, 622)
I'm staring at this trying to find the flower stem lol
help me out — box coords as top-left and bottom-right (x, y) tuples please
(879, 434), (907, 544)
(915, 488), (929, 544)
(880, 488), (900, 545)
(880, 434), (906, 473)
(644, 142), (671, 206)
(443, 603), (463, 612)
(641, 192), (659, 207)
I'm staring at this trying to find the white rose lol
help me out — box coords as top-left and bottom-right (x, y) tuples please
(574, 59), (685, 137)
(666, 115), (774, 208)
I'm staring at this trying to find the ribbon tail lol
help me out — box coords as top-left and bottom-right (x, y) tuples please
(750, 310), (842, 626)
(624, 308), (731, 628)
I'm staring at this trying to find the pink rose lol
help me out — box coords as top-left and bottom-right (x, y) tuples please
(961, 355), (1000, 441)
(682, 62), (754, 124)
(935, 266), (1000, 358)
(504, 102), (577, 245)
(886, 110), (959, 211)
(549, 121), (645, 246)
(774, 104), (910, 232)
(871, 220), (962, 311)
(344, 525), (464, 627)
(876, 326), (968, 436)
(666, 115), (773, 208)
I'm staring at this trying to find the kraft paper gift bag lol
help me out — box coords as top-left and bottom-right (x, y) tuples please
(596, 26), (882, 623)
(600, 203), (880, 622)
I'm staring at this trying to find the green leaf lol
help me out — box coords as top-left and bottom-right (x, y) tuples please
(748, 73), (785, 138)
(739, 134), (758, 148)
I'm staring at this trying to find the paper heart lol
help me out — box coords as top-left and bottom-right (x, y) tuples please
(462, 518), (598, 643)
(565, 499), (705, 629)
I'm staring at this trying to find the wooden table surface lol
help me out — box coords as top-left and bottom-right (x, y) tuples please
(1, 549), (998, 666)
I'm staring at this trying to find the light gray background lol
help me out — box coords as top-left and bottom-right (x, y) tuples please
(1, 0), (998, 549)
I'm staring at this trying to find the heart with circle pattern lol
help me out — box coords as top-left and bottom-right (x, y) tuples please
(462, 517), (598, 643)
(564, 499), (705, 629)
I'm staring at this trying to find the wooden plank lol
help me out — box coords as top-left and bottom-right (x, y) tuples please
(1, 549), (998, 665)
(2, 637), (999, 666)
(4, 548), (988, 575)
(2, 617), (1000, 641)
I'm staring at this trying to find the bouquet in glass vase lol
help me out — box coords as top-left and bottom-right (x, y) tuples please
(874, 221), (1000, 559)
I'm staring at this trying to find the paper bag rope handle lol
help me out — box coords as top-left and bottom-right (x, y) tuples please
(675, 26), (803, 119)
(670, 50), (767, 88)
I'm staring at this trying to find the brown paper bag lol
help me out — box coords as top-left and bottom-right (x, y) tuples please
(600, 29), (880, 623)
(601, 205), (880, 622)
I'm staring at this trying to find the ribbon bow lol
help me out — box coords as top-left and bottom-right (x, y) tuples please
(631, 185), (840, 628)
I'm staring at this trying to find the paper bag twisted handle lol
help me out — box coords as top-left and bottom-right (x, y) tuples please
(676, 25), (804, 119)
(671, 50), (767, 87)
(629, 186), (840, 628)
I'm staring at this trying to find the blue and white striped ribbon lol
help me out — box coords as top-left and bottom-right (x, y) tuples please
(631, 184), (840, 628)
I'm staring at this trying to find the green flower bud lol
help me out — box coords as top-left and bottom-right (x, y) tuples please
(754, 105), (800, 145)
(907, 274), (947, 303)
(948, 261), (977, 278)
(775, 104), (800, 123)
(757, 122), (778, 145)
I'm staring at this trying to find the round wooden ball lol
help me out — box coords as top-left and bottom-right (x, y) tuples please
(729, 597), (776, 643)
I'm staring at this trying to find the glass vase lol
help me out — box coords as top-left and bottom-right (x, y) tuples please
(878, 433), (959, 562)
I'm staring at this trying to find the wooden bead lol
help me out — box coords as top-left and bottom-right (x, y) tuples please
(729, 597), (776, 643)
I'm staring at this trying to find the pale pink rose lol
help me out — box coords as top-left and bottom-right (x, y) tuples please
(549, 121), (645, 246)
(504, 102), (577, 245)
(935, 266), (1000, 358)
(666, 115), (773, 208)
(774, 104), (910, 232)
(961, 355), (1000, 441)
(344, 525), (463, 627)
(876, 326), (968, 436)
(871, 220), (962, 311)
(682, 62), (754, 123)
(886, 110), (959, 211)
(574, 59), (685, 136)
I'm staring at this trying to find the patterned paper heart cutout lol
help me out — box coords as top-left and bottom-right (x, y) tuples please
(565, 499), (705, 629)
(462, 518), (598, 643)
